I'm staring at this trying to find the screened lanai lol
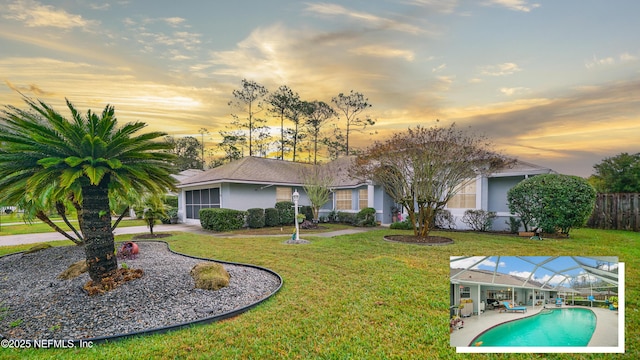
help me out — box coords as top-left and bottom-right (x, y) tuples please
(450, 256), (619, 317)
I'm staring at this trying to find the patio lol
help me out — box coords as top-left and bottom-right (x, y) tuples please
(450, 304), (619, 348)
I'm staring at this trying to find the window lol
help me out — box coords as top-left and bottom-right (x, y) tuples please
(447, 179), (476, 208)
(487, 289), (514, 301)
(185, 188), (220, 219)
(461, 286), (471, 299)
(335, 190), (352, 210)
(276, 187), (292, 203)
(358, 188), (368, 209)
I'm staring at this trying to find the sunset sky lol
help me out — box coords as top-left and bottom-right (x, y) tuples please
(1, 0), (638, 176)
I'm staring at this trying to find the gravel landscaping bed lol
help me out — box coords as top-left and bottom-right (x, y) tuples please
(0, 241), (281, 341)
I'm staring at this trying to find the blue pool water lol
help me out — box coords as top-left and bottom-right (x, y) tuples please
(471, 308), (596, 347)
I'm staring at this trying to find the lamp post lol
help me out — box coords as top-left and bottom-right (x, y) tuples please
(292, 189), (300, 241)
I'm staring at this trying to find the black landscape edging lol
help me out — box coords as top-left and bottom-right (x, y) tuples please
(0, 240), (283, 346)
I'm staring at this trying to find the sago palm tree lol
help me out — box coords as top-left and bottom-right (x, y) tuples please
(0, 97), (176, 281)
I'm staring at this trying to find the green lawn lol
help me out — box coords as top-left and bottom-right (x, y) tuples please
(0, 219), (148, 236)
(0, 228), (637, 359)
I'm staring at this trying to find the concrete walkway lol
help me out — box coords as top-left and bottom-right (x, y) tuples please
(0, 223), (376, 247)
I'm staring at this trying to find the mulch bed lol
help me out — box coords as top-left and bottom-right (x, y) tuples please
(383, 235), (454, 245)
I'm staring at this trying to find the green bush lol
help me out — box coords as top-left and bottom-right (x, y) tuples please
(300, 205), (314, 222)
(508, 174), (596, 236)
(461, 209), (496, 232)
(337, 211), (357, 225)
(390, 219), (414, 230)
(160, 206), (178, 224)
(200, 208), (246, 232)
(264, 208), (279, 227)
(355, 207), (377, 227)
(507, 216), (521, 233)
(247, 208), (265, 228)
(164, 195), (178, 208)
(275, 201), (295, 225)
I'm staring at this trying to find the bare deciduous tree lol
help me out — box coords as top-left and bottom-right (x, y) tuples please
(302, 165), (335, 222)
(352, 123), (511, 238)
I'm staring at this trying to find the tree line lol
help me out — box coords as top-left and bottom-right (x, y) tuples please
(167, 79), (376, 170)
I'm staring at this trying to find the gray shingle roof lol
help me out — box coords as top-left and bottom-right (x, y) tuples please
(177, 156), (366, 188)
(491, 160), (554, 177)
(178, 156), (553, 188)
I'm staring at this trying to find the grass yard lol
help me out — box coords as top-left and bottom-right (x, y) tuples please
(0, 219), (148, 236)
(0, 228), (637, 359)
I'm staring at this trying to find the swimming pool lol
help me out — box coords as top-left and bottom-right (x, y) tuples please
(470, 308), (596, 347)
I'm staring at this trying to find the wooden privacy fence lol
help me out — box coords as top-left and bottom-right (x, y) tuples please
(587, 193), (640, 231)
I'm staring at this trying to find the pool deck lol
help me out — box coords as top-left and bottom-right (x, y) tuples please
(450, 304), (619, 348)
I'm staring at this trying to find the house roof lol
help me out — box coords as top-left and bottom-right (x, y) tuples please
(490, 160), (554, 177)
(172, 169), (204, 183)
(450, 268), (552, 290)
(177, 156), (366, 188)
(177, 156), (554, 189)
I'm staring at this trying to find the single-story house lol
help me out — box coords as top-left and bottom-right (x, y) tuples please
(450, 268), (558, 316)
(176, 156), (390, 224)
(176, 156), (553, 229)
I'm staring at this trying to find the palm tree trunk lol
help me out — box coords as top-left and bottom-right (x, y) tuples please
(81, 180), (117, 281)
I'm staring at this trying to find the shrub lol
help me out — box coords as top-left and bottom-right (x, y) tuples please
(462, 209), (496, 232)
(247, 208), (265, 228)
(275, 201), (295, 225)
(355, 207), (377, 227)
(190, 262), (230, 291)
(435, 209), (455, 229)
(390, 219), (414, 230)
(200, 208), (246, 232)
(337, 211), (357, 225)
(163, 195), (178, 208)
(327, 210), (338, 223)
(264, 208), (279, 227)
(506, 216), (521, 233)
(161, 207), (178, 224)
(300, 205), (314, 223)
(508, 174), (596, 236)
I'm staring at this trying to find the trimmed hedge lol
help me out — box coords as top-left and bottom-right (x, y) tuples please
(390, 219), (414, 230)
(355, 207), (377, 227)
(337, 211), (357, 225)
(247, 208), (265, 228)
(265, 208), (279, 227)
(275, 201), (295, 225)
(200, 208), (246, 232)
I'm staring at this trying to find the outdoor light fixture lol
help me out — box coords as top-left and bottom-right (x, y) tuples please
(292, 189), (300, 241)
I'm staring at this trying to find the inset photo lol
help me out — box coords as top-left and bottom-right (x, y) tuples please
(449, 256), (623, 353)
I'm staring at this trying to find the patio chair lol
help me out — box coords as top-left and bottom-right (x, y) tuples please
(501, 301), (527, 313)
(555, 297), (562, 307)
(485, 298), (500, 309)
